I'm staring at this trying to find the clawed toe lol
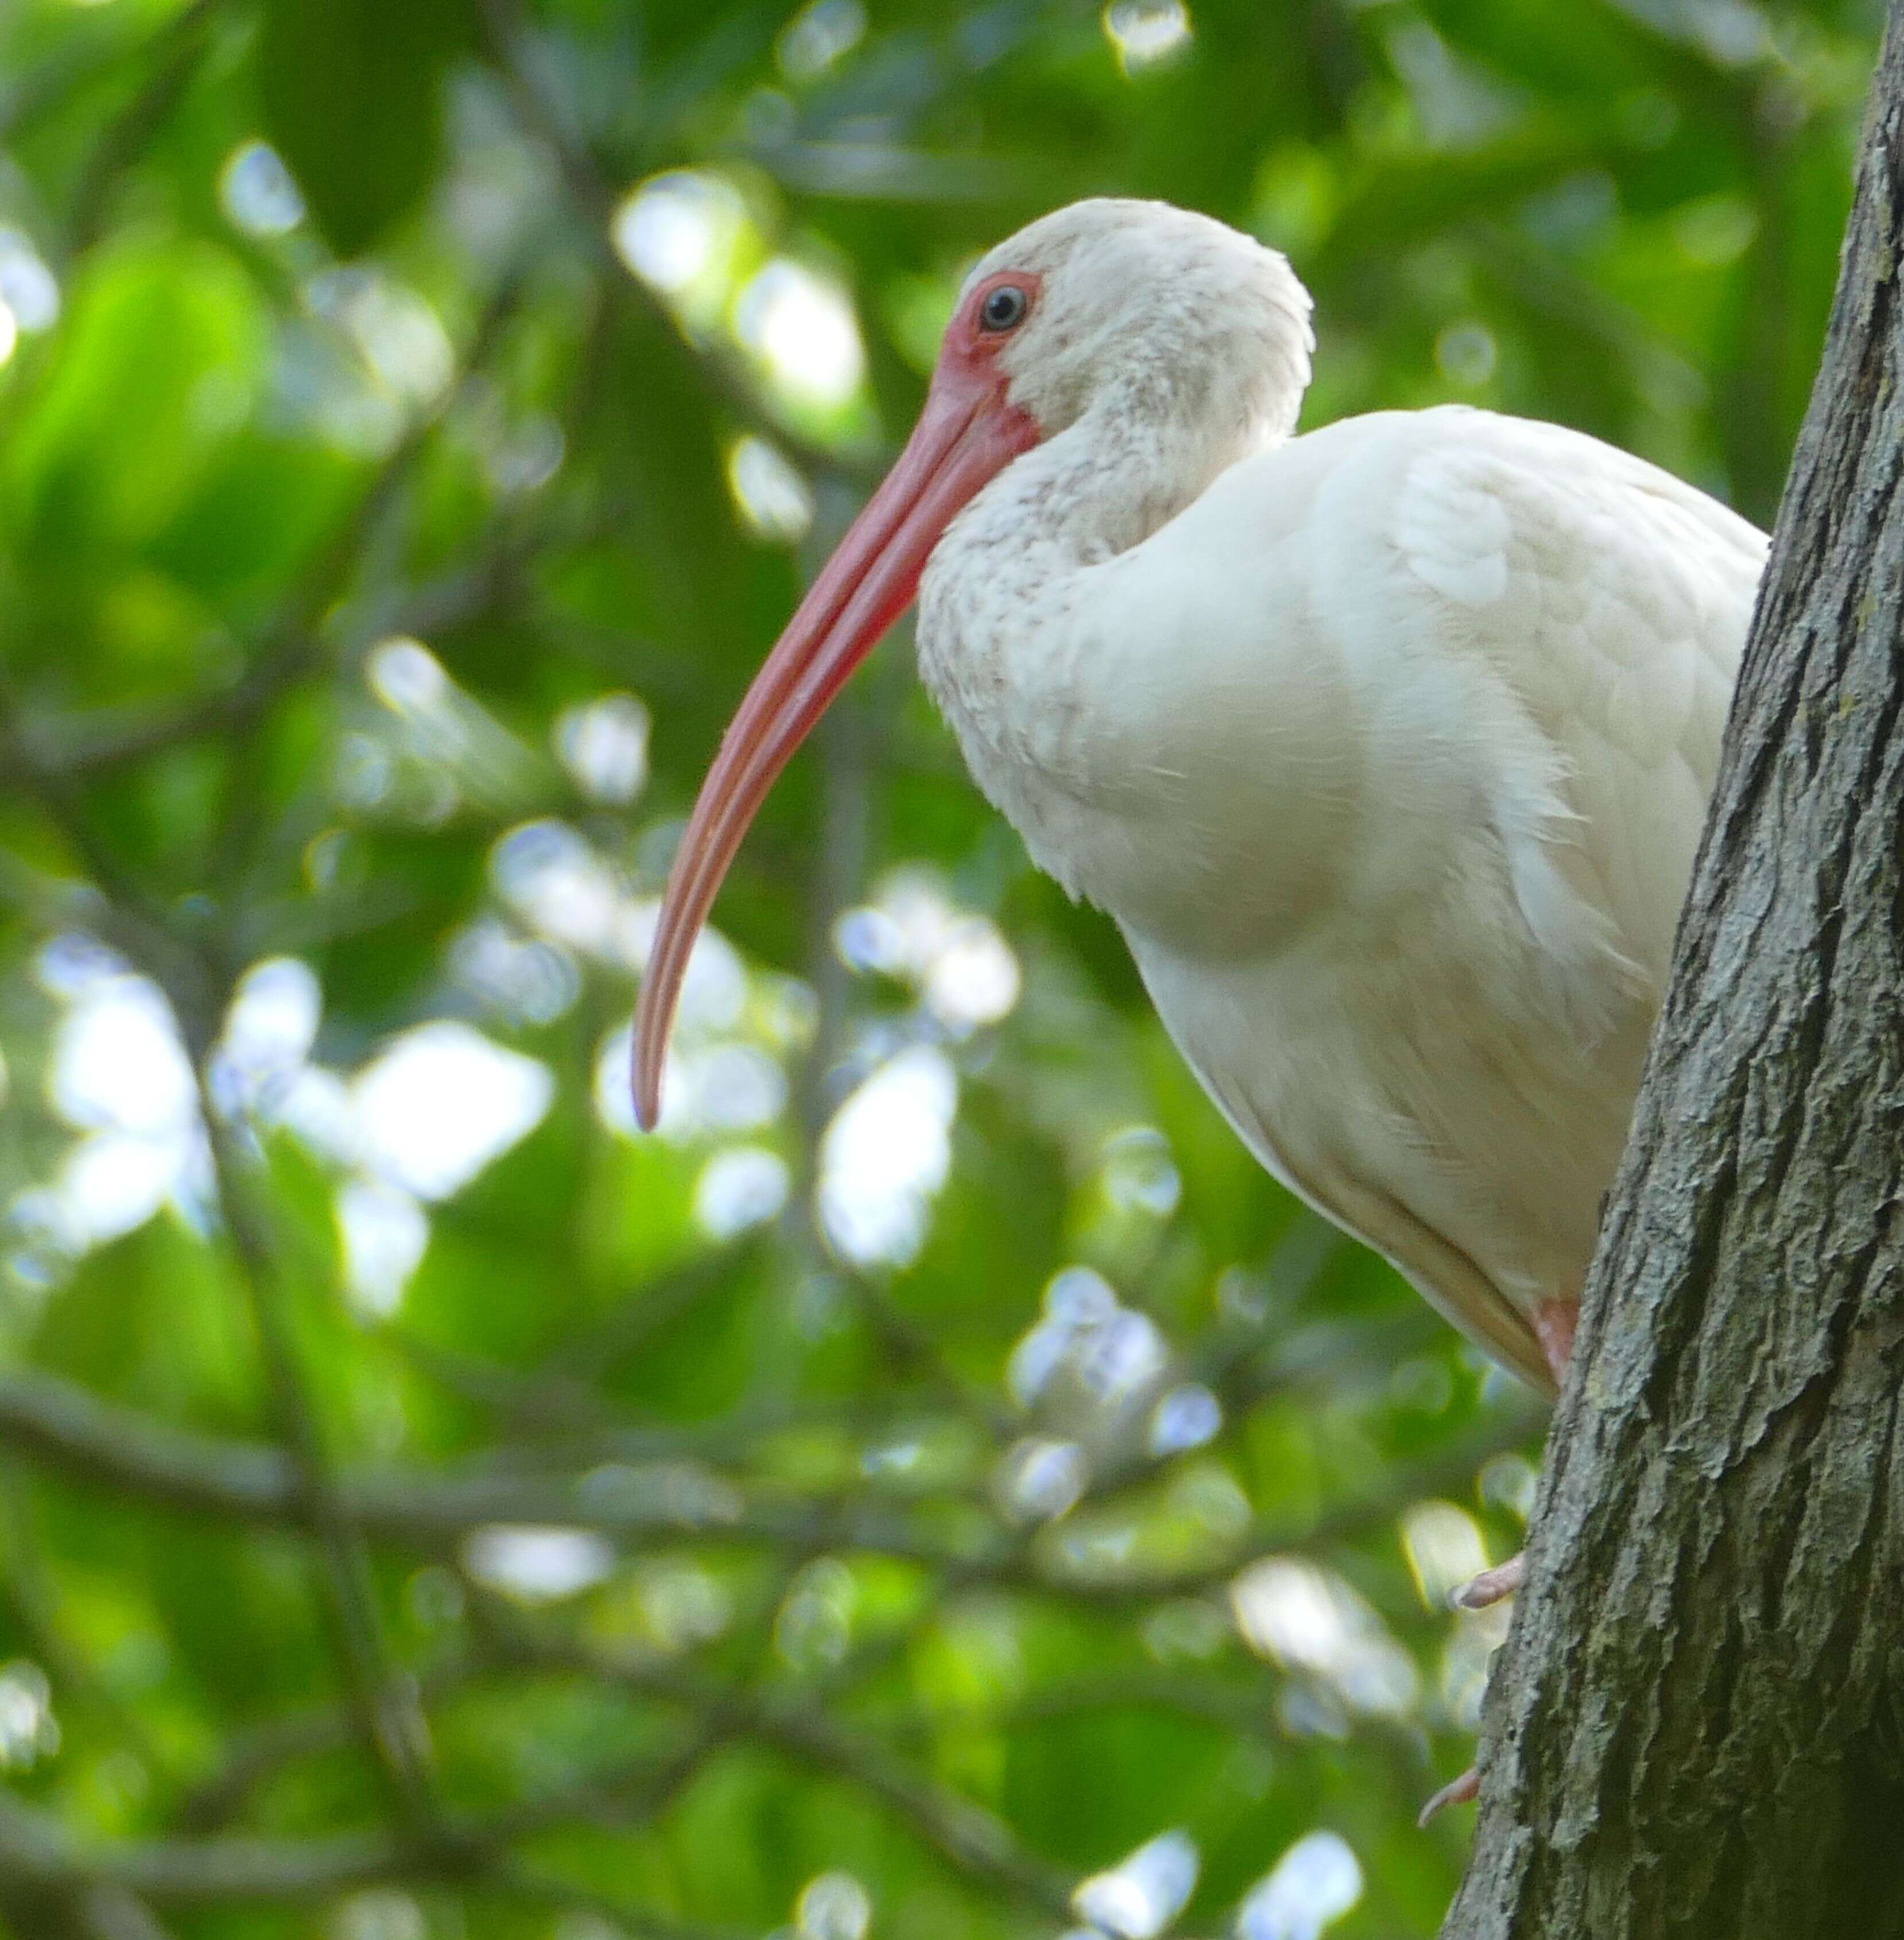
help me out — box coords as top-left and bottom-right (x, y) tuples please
(1449, 1551), (1525, 1610)
(1417, 1765), (1479, 1826)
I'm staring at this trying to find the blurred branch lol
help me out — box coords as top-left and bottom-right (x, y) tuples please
(61, 0), (224, 259)
(201, 1118), (447, 1840)
(179, 1549), (816, 1838)
(471, 1600), (1079, 1919)
(0, 1786), (737, 1937)
(0, 1356), (980, 1562)
(174, 1652), (468, 1837)
(0, 676), (214, 1034)
(0, 1352), (1541, 1602)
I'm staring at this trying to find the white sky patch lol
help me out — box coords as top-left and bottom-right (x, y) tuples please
(219, 139), (305, 236)
(1231, 1558), (1420, 1718)
(309, 269), (453, 409)
(333, 1892), (426, 1940)
(226, 958), (321, 1067)
(350, 1021), (552, 1201)
(817, 1045), (955, 1266)
(596, 1027), (786, 1144)
(734, 258), (865, 409)
(1148, 1382), (1222, 1456)
(0, 1662), (58, 1771)
(835, 868), (1019, 1034)
(777, 0), (867, 82)
(0, 231), (56, 335)
(553, 693), (649, 805)
(635, 1559), (732, 1652)
(1101, 1124), (1181, 1217)
(999, 1436), (1088, 1523)
(367, 635), (449, 715)
(487, 412), (565, 496)
(796, 1870), (871, 1940)
(210, 957), (321, 1117)
(695, 1145), (790, 1240)
(491, 819), (622, 955)
(923, 922), (1019, 1031)
(1236, 1831), (1363, 1940)
(1401, 1499), (1490, 1611)
(611, 170), (746, 298)
(34, 933), (124, 1000)
(357, 634), (556, 816)
(41, 971), (209, 1251)
(613, 172), (753, 331)
(49, 974), (197, 1137)
(19, 936), (548, 1311)
(727, 434), (815, 543)
(1073, 1829), (1199, 1940)
(273, 1065), (362, 1170)
(1007, 1265), (1169, 1416)
(449, 918), (580, 1029)
(54, 1133), (190, 1248)
(463, 1526), (615, 1602)
(1103, 0), (1193, 72)
(337, 1179), (431, 1319)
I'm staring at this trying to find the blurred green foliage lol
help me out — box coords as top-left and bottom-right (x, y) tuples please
(0, 0), (1876, 1936)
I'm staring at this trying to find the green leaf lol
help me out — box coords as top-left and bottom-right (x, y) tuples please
(254, 0), (474, 257)
(4, 236), (264, 557)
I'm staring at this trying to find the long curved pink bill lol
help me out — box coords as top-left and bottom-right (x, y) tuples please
(630, 383), (1036, 1130)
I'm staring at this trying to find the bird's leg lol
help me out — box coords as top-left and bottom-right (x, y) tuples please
(1532, 1294), (1578, 1382)
(1422, 1296), (1580, 1825)
(1447, 1296), (1577, 1611)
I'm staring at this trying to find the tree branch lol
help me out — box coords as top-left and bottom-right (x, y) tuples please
(0, 1355), (1541, 1603)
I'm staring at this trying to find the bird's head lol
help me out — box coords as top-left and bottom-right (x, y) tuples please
(957, 197), (1313, 445)
(630, 199), (1312, 1128)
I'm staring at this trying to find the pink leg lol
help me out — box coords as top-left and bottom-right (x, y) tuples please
(1448, 1295), (1579, 1612)
(1534, 1295), (1578, 1389)
(1422, 1296), (1581, 1824)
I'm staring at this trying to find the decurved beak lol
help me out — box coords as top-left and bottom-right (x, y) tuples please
(630, 374), (1038, 1130)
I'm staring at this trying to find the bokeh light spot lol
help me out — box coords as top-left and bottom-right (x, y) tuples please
(734, 258), (866, 408)
(1073, 1829), (1199, 1940)
(727, 434), (815, 542)
(219, 139), (306, 236)
(350, 1022), (553, 1201)
(1104, 1), (1192, 72)
(1237, 1830), (1363, 1940)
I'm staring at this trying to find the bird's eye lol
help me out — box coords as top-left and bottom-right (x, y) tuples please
(979, 284), (1029, 333)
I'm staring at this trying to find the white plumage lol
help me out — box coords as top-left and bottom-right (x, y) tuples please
(634, 197), (1767, 1397)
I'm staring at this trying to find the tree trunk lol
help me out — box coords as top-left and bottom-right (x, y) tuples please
(1444, 9), (1904, 1937)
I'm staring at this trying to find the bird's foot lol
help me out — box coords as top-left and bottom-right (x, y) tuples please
(1418, 1765), (1479, 1826)
(1448, 1550), (1524, 1611)
(1422, 1297), (1574, 1828)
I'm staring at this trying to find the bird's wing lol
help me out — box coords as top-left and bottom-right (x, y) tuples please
(1127, 407), (1761, 1385)
(1376, 406), (1765, 1011)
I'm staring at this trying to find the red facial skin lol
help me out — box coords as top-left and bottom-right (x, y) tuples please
(630, 271), (1045, 1128)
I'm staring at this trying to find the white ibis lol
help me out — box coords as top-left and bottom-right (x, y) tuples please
(630, 198), (1765, 1780)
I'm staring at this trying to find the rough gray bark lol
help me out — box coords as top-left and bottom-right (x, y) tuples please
(1443, 11), (1904, 1938)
